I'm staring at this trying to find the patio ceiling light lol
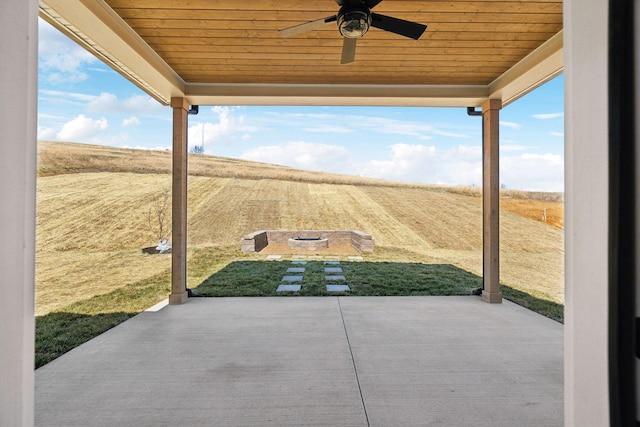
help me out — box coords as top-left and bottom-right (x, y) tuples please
(337, 8), (371, 38)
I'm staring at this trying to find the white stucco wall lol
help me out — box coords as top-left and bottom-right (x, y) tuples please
(564, 0), (611, 425)
(0, 1), (38, 426)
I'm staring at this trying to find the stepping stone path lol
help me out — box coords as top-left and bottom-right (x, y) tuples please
(273, 257), (351, 293)
(276, 284), (302, 292)
(326, 284), (350, 292)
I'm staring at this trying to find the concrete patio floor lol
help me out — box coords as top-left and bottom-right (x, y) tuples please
(35, 296), (563, 426)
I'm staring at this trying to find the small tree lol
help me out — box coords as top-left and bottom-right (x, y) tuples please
(147, 189), (171, 244)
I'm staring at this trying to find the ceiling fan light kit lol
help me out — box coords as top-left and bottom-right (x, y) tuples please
(279, 0), (427, 64)
(338, 7), (371, 38)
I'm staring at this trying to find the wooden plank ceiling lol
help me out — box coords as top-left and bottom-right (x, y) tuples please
(103, 0), (563, 87)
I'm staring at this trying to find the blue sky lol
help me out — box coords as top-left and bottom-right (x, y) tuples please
(37, 19), (564, 192)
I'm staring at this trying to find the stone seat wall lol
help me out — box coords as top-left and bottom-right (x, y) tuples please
(241, 230), (374, 253)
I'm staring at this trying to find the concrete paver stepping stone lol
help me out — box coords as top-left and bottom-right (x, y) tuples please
(348, 256), (364, 261)
(325, 275), (346, 281)
(291, 261), (307, 265)
(266, 255), (282, 260)
(286, 267), (305, 273)
(276, 284), (302, 292)
(308, 256), (322, 260)
(292, 255), (307, 259)
(323, 261), (341, 265)
(324, 256), (340, 260)
(324, 267), (343, 273)
(282, 275), (304, 282)
(326, 284), (350, 292)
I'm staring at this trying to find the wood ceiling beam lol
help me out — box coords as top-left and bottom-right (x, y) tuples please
(40, 0), (185, 105)
(489, 30), (563, 106)
(184, 83), (490, 107)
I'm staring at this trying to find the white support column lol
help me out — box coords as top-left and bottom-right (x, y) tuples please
(482, 99), (502, 303)
(564, 0), (611, 425)
(0, 1), (38, 425)
(169, 98), (189, 304)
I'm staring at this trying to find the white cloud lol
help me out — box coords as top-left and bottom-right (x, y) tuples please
(39, 89), (96, 103)
(550, 131), (564, 137)
(303, 125), (352, 133)
(39, 90), (164, 118)
(260, 111), (468, 141)
(284, 113), (334, 119)
(533, 112), (564, 120)
(239, 140), (562, 191)
(37, 126), (57, 140)
(38, 19), (98, 84)
(240, 141), (351, 173)
(353, 143), (562, 191)
(87, 93), (163, 115)
(501, 121), (522, 130)
(355, 143), (482, 186)
(501, 153), (564, 192)
(246, 142), (485, 188)
(122, 116), (140, 126)
(56, 114), (108, 141)
(357, 143), (437, 180)
(358, 116), (468, 139)
(431, 129), (469, 138)
(188, 106), (257, 151)
(86, 93), (118, 111)
(502, 144), (528, 152)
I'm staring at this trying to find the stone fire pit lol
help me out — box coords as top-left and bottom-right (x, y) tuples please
(287, 236), (329, 250)
(240, 230), (374, 253)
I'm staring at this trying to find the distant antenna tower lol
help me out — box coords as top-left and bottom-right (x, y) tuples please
(201, 122), (205, 154)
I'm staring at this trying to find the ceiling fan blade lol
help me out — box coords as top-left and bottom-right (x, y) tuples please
(365, 0), (384, 9)
(370, 13), (427, 40)
(341, 37), (357, 64)
(279, 16), (337, 38)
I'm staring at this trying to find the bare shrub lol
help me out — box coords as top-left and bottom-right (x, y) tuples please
(147, 189), (171, 243)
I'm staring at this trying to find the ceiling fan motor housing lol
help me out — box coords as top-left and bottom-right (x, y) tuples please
(337, 5), (371, 38)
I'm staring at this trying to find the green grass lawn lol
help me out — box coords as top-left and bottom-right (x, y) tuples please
(35, 247), (563, 368)
(191, 260), (482, 297)
(35, 270), (171, 368)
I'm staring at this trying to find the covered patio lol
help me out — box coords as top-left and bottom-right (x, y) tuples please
(37, 0), (565, 306)
(35, 296), (563, 426)
(2, 0), (635, 425)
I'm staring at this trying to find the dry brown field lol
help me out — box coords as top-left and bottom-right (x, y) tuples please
(36, 142), (564, 315)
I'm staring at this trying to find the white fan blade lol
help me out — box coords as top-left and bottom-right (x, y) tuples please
(341, 37), (357, 64)
(279, 16), (336, 38)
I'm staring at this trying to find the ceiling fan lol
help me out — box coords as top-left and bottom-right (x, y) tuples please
(279, 0), (427, 64)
